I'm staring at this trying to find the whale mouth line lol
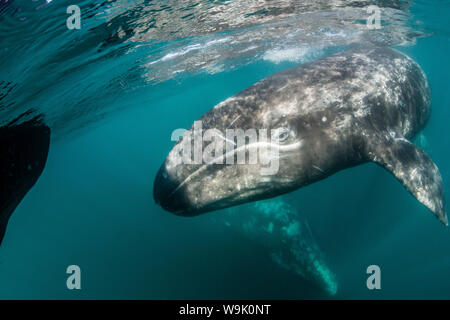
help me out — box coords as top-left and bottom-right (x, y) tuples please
(166, 140), (302, 200)
(168, 187), (268, 216)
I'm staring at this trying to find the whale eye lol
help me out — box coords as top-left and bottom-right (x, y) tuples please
(274, 127), (290, 142)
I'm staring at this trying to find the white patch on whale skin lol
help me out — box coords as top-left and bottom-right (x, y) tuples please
(214, 96), (237, 109)
(333, 114), (352, 129)
(262, 99), (299, 125)
(354, 106), (370, 118)
(263, 47), (315, 64)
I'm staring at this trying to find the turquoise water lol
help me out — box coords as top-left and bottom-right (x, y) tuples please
(0, 0), (450, 299)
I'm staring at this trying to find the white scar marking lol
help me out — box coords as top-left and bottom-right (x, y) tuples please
(313, 165), (324, 173)
(227, 115), (241, 128)
(277, 83), (290, 92)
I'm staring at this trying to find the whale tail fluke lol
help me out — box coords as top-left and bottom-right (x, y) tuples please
(366, 135), (447, 225)
(0, 112), (51, 245)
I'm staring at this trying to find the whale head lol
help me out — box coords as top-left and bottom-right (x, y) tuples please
(153, 91), (308, 216)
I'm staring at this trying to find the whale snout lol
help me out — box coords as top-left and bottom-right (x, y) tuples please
(153, 165), (193, 215)
(153, 125), (304, 216)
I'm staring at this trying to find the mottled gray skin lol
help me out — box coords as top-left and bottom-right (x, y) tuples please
(154, 46), (447, 225)
(214, 198), (338, 295)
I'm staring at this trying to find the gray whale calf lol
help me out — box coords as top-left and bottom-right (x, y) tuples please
(154, 46), (447, 226)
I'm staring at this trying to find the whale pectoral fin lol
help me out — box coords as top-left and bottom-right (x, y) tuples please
(367, 136), (447, 225)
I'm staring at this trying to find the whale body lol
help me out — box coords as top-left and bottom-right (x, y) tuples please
(215, 198), (338, 295)
(154, 46), (447, 226)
